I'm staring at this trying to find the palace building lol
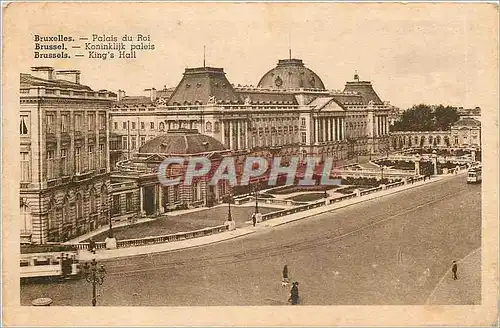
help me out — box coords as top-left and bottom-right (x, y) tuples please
(110, 58), (391, 165)
(19, 67), (116, 244)
(108, 57), (392, 218)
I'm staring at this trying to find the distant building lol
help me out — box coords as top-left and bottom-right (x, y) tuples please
(19, 67), (116, 244)
(451, 117), (481, 147)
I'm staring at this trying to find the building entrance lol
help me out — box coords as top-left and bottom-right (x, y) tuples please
(143, 185), (156, 215)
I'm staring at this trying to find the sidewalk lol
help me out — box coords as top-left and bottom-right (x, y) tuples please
(425, 248), (481, 305)
(78, 173), (463, 261)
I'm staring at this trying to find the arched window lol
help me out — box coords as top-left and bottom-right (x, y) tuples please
(436, 136), (441, 145)
(428, 136), (433, 144)
(89, 188), (96, 214)
(159, 122), (165, 131)
(205, 122), (212, 132)
(76, 193), (83, 219)
(214, 122), (220, 133)
(100, 185), (108, 213)
(62, 197), (69, 224)
(20, 200), (32, 234)
(415, 136), (419, 144)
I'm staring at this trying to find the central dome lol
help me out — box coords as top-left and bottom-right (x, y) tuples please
(257, 59), (326, 90)
(139, 129), (227, 155)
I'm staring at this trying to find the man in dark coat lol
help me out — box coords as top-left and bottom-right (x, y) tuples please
(282, 265), (289, 282)
(289, 282), (299, 305)
(252, 213), (257, 227)
(89, 238), (96, 254)
(452, 261), (458, 280)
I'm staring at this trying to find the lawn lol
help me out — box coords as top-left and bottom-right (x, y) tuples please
(286, 193), (327, 202)
(89, 206), (279, 242)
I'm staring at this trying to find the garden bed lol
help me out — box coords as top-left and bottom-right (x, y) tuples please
(267, 184), (341, 195)
(286, 193), (328, 202)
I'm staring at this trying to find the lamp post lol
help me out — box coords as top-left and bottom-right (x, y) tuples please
(226, 194), (233, 221)
(82, 259), (106, 306)
(254, 183), (259, 214)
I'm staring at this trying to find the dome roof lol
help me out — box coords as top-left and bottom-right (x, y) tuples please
(139, 129), (227, 155)
(257, 59), (326, 90)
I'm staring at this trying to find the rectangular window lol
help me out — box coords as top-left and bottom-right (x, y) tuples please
(46, 114), (55, 133)
(300, 118), (306, 127)
(112, 195), (121, 215)
(122, 136), (128, 150)
(20, 152), (30, 181)
(61, 114), (69, 133)
(131, 122), (136, 130)
(150, 122), (155, 129)
(114, 122), (118, 130)
(125, 193), (133, 212)
(88, 114), (95, 131)
(88, 145), (94, 170)
(173, 185), (180, 202)
(99, 113), (106, 130)
(301, 132), (307, 144)
(75, 113), (82, 132)
(140, 136), (146, 147)
(20, 115), (29, 135)
(141, 122), (145, 130)
(99, 144), (105, 168)
(122, 122), (127, 130)
(60, 149), (68, 176)
(75, 147), (81, 173)
(47, 150), (55, 180)
(131, 136), (137, 150)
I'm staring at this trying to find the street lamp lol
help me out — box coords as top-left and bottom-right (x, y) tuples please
(82, 259), (107, 306)
(254, 183), (259, 214)
(226, 194), (233, 221)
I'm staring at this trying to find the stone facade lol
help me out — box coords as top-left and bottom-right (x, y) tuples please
(19, 67), (116, 244)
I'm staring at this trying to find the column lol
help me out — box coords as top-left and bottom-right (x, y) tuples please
(321, 117), (328, 142)
(158, 183), (164, 213)
(229, 121), (234, 150)
(335, 118), (340, 141)
(327, 118), (331, 141)
(340, 118), (344, 140)
(220, 120), (225, 146)
(314, 118), (319, 144)
(236, 121), (241, 150)
(139, 187), (144, 214)
(244, 120), (248, 149)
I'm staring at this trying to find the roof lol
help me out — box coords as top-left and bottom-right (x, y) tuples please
(167, 67), (240, 105)
(308, 97), (345, 111)
(20, 73), (93, 91)
(452, 118), (481, 128)
(331, 93), (365, 106)
(118, 96), (153, 106)
(139, 129), (228, 155)
(342, 81), (383, 105)
(235, 89), (298, 105)
(257, 59), (326, 90)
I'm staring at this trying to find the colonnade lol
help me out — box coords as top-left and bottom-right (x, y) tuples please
(220, 120), (249, 151)
(375, 115), (388, 136)
(313, 117), (344, 143)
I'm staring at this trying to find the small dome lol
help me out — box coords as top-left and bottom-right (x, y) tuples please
(257, 59), (325, 90)
(453, 118), (481, 128)
(139, 129), (227, 154)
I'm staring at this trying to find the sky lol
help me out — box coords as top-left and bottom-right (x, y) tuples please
(4, 2), (498, 110)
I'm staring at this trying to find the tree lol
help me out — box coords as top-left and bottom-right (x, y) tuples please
(392, 104), (460, 132)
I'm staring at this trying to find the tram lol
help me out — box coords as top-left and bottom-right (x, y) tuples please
(466, 166), (482, 184)
(20, 247), (81, 280)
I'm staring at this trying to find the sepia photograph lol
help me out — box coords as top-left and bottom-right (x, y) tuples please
(2, 2), (498, 327)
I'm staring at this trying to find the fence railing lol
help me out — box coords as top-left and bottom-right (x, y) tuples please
(70, 225), (229, 250)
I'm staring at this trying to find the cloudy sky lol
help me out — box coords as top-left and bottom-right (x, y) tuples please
(5, 2), (498, 110)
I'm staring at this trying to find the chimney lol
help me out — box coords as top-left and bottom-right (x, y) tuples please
(144, 88), (157, 102)
(117, 89), (126, 101)
(55, 70), (81, 84)
(31, 66), (54, 81)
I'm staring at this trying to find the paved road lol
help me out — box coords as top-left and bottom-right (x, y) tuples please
(21, 175), (481, 306)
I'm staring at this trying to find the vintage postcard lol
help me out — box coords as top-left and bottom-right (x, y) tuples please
(2, 2), (498, 327)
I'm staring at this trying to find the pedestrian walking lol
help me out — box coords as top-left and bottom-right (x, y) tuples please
(452, 260), (458, 280)
(288, 281), (300, 305)
(89, 237), (96, 254)
(252, 213), (256, 227)
(282, 265), (289, 282)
